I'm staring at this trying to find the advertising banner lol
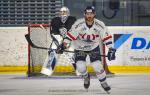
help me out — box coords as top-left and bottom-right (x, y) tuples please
(107, 26), (150, 66)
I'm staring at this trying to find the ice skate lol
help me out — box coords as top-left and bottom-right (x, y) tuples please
(84, 74), (90, 90)
(101, 82), (111, 94)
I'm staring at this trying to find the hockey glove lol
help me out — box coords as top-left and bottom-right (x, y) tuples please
(107, 48), (116, 61)
(59, 27), (67, 38)
(56, 43), (66, 54)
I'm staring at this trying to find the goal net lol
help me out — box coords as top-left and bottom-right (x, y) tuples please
(27, 24), (106, 77)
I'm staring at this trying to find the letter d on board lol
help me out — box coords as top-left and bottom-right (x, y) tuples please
(131, 38), (146, 49)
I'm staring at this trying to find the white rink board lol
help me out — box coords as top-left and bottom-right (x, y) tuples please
(0, 27), (28, 66)
(0, 26), (150, 66)
(107, 26), (150, 66)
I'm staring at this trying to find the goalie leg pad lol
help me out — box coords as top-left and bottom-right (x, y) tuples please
(47, 57), (56, 70)
(41, 50), (57, 76)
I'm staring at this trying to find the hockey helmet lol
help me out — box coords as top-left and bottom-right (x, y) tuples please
(84, 6), (95, 14)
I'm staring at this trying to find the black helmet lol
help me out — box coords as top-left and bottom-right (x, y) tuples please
(84, 6), (95, 13)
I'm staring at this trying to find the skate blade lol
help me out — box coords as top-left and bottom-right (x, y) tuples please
(106, 91), (110, 94)
(85, 89), (88, 92)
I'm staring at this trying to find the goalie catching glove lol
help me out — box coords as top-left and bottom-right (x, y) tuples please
(107, 48), (116, 61)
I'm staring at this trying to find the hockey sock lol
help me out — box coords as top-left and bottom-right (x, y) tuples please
(96, 69), (107, 84)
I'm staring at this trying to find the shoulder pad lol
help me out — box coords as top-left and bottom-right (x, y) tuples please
(51, 17), (61, 22)
(67, 16), (76, 21)
(94, 19), (105, 29)
(68, 16), (76, 19)
(74, 18), (85, 29)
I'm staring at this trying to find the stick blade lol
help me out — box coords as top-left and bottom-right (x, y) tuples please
(25, 34), (35, 47)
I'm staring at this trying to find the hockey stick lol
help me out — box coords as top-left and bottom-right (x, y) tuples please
(25, 34), (49, 50)
(25, 34), (74, 53)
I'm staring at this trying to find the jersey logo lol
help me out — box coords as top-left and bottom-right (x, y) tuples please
(75, 21), (84, 29)
(79, 33), (99, 41)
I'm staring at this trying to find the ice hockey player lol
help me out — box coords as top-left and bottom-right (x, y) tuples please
(63, 6), (116, 93)
(50, 6), (78, 75)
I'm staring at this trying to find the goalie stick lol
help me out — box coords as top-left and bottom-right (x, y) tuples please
(25, 34), (49, 50)
(25, 34), (74, 53)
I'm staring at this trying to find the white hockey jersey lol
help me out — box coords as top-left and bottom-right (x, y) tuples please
(66, 18), (113, 51)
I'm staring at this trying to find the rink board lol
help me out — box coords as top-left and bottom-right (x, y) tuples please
(0, 65), (150, 74)
(0, 26), (150, 73)
(107, 26), (150, 66)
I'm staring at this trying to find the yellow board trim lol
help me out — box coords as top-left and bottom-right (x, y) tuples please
(0, 66), (28, 74)
(108, 66), (150, 73)
(0, 66), (150, 74)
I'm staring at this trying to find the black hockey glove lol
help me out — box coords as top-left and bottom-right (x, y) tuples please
(56, 43), (66, 54)
(107, 48), (116, 61)
(59, 27), (67, 38)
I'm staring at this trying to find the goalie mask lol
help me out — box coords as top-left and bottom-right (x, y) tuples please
(59, 6), (70, 23)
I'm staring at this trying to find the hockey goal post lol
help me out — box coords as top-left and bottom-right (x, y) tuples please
(27, 24), (107, 77)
